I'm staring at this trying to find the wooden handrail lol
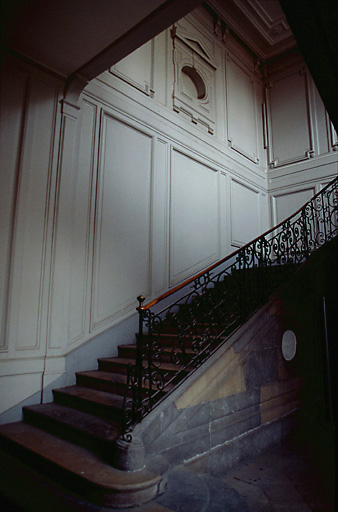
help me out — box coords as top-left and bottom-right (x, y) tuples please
(140, 175), (338, 311)
(122, 174), (338, 436)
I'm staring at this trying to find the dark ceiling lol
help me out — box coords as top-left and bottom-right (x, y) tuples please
(1, 0), (338, 133)
(0, 0), (203, 79)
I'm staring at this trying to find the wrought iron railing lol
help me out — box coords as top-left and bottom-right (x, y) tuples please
(122, 176), (338, 436)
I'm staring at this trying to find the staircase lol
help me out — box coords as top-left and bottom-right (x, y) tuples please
(0, 177), (337, 510)
(0, 268), (292, 510)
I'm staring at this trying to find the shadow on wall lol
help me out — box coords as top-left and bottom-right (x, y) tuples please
(275, 236), (337, 432)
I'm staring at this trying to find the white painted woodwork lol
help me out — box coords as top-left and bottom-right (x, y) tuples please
(111, 40), (154, 96)
(219, 172), (230, 257)
(49, 99), (97, 350)
(0, 67), (28, 350)
(311, 81), (330, 155)
(226, 56), (259, 163)
(153, 31), (169, 106)
(328, 121), (338, 152)
(0, 372), (42, 415)
(170, 150), (219, 285)
(2, 70), (59, 353)
(172, 18), (217, 134)
(151, 139), (169, 296)
(266, 69), (313, 167)
(91, 114), (152, 328)
(1, 6), (337, 421)
(230, 180), (261, 246)
(271, 188), (315, 225)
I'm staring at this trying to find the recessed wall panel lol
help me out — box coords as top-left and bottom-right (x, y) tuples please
(49, 100), (97, 349)
(170, 150), (219, 285)
(92, 115), (152, 327)
(312, 84), (329, 155)
(0, 68), (28, 350)
(111, 40), (153, 96)
(7, 77), (58, 351)
(0, 372), (42, 415)
(226, 58), (258, 162)
(151, 139), (169, 296)
(231, 180), (261, 246)
(267, 70), (312, 167)
(272, 188), (315, 225)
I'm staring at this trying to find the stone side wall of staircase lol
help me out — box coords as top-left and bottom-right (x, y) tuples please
(133, 295), (300, 475)
(0, 238), (335, 509)
(135, 237), (337, 476)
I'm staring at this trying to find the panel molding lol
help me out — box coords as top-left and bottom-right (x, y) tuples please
(230, 178), (261, 247)
(109, 39), (155, 98)
(219, 172), (231, 257)
(225, 54), (260, 164)
(270, 186), (315, 226)
(151, 138), (170, 297)
(48, 98), (97, 351)
(5, 74), (60, 353)
(265, 67), (315, 169)
(327, 116), (338, 152)
(172, 22), (217, 135)
(169, 147), (219, 286)
(90, 111), (153, 330)
(0, 66), (29, 352)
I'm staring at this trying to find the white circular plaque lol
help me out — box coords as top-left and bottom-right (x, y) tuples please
(282, 330), (297, 361)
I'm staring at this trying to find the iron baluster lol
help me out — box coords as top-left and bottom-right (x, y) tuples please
(258, 236), (267, 303)
(312, 197), (320, 251)
(322, 190), (328, 244)
(147, 314), (153, 409)
(301, 208), (309, 259)
(121, 177), (338, 435)
(136, 295), (146, 423)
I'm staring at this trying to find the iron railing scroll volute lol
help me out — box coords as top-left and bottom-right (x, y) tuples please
(122, 176), (338, 439)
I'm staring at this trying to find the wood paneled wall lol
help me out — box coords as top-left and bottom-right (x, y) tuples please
(0, 6), (336, 421)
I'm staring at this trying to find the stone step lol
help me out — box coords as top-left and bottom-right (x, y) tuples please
(117, 339), (232, 368)
(0, 422), (161, 508)
(77, 368), (182, 398)
(97, 357), (190, 375)
(118, 343), (197, 364)
(75, 369), (130, 395)
(136, 332), (186, 344)
(138, 328), (229, 344)
(53, 385), (124, 420)
(22, 403), (122, 460)
(152, 319), (237, 335)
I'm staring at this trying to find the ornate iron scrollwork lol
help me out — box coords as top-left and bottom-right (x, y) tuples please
(122, 177), (338, 439)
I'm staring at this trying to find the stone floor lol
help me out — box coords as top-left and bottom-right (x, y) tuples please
(1, 433), (334, 511)
(131, 424), (335, 512)
(153, 437), (335, 512)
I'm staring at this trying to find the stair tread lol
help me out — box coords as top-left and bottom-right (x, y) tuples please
(96, 358), (190, 373)
(140, 331), (218, 337)
(23, 403), (121, 442)
(75, 372), (177, 396)
(144, 328), (228, 337)
(0, 422), (160, 491)
(118, 343), (196, 354)
(77, 370), (127, 382)
(53, 385), (124, 408)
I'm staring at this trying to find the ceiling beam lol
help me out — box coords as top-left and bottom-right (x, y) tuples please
(65, 0), (203, 103)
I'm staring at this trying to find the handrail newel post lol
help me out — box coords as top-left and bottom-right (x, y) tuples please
(136, 295), (146, 423)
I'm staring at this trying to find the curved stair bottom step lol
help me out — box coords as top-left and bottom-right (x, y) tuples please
(0, 449), (163, 511)
(0, 423), (163, 510)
